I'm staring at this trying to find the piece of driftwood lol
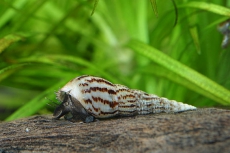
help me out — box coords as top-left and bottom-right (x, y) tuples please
(0, 108), (230, 153)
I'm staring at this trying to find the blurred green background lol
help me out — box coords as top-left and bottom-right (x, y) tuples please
(0, 0), (230, 121)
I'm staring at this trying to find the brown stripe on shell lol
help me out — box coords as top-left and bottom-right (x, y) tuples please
(121, 94), (136, 99)
(116, 88), (130, 92)
(159, 98), (169, 105)
(84, 99), (93, 104)
(82, 87), (116, 94)
(146, 103), (154, 107)
(86, 77), (114, 87)
(79, 83), (89, 87)
(141, 96), (159, 101)
(91, 87), (116, 94)
(108, 89), (116, 95)
(110, 101), (118, 108)
(84, 89), (91, 93)
(88, 108), (92, 112)
(91, 96), (118, 108)
(119, 110), (138, 114)
(100, 110), (119, 115)
(92, 104), (100, 112)
(118, 104), (136, 108)
(77, 75), (89, 80)
(84, 83), (89, 86)
(127, 100), (137, 103)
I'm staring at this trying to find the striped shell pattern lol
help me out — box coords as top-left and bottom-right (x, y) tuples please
(53, 75), (196, 123)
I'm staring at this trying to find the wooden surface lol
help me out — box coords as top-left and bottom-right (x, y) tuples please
(0, 108), (230, 153)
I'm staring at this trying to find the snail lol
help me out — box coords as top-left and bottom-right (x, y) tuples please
(53, 75), (196, 123)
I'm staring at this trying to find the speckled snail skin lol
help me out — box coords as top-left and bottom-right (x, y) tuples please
(53, 75), (196, 123)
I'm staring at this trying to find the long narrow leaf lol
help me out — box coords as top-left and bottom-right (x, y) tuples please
(0, 34), (23, 54)
(5, 78), (69, 121)
(178, 1), (230, 17)
(128, 39), (230, 105)
(19, 54), (129, 86)
(91, 0), (99, 16)
(0, 63), (31, 82)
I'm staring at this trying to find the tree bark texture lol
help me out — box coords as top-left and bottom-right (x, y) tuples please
(0, 108), (230, 153)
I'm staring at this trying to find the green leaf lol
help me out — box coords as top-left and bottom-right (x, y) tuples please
(0, 63), (31, 82)
(189, 26), (201, 54)
(128, 39), (230, 105)
(91, 0), (99, 16)
(150, 0), (158, 18)
(5, 78), (69, 121)
(0, 34), (23, 54)
(18, 54), (129, 86)
(178, 1), (230, 17)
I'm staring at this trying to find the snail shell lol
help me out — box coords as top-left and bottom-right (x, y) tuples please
(53, 75), (196, 123)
